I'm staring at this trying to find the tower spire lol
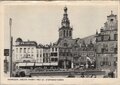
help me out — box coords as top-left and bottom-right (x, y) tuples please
(64, 6), (67, 13)
(61, 6), (70, 27)
(59, 7), (73, 39)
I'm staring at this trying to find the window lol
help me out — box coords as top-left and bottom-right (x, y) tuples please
(97, 36), (101, 42)
(101, 44), (108, 53)
(37, 54), (39, 57)
(64, 43), (68, 47)
(46, 53), (48, 57)
(114, 48), (117, 53)
(64, 30), (65, 37)
(101, 57), (110, 66)
(69, 31), (71, 36)
(103, 35), (109, 41)
(31, 48), (34, 53)
(40, 54), (42, 57)
(20, 48), (22, 53)
(67, 52), (69, 56)
(51, 53), (57, 56)
(66, 30), (68, 37)
(101, 48), (104, 53)
(59, 52), (62, 56)
(51, 58), (54, 62)
(54, 53), (57, 56)
(51, 53), (53, 56)
(24, 48), (26, 53)
(51, 58), (58, 62)
(114, 61), (117, 66)
(43, 53), (45, 57)
(43, 58), (45, 62)
(16, 48), (18, 53)
(106, 57), (108, 61)
(55, 58), (58, 62)
(114, 34), (117, 40)
(28, 48), (30, 53)
(55, 48), (57, 51)
(101, 36), (104, 41)
(52, 48), (54, 51)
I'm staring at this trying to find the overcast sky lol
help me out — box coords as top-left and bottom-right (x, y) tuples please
(4, 4), (118, 48)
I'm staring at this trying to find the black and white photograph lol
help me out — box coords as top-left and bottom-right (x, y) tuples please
(3, 2), (118, 78)
(1, 1), (119, 84)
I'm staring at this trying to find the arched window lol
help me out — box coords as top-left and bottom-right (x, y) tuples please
(66, 30), (68, 37)
(69, 31), (71, 36)
(64, 30), (65, 37)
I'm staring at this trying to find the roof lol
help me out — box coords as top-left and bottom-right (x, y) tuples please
(16, 38), (22, 42)
(81, 34), (96, 44)
(37, 44), (44, 48)
(16, 40), (37, 46)
(107, 14), (117, 17)
(107, 11), (117, 17)
(56, 37), (82, 48)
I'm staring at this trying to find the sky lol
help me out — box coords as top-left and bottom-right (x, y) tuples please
(4, 4), (118, 48)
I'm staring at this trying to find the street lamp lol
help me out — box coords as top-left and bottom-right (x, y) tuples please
(9, 18), (13, 77)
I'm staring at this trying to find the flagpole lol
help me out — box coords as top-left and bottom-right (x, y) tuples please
(9, 18), (13, 77)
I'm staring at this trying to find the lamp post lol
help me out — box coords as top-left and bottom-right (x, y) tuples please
(9, 18), (13, 77)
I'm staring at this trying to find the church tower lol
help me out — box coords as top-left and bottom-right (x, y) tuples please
(59, 7), (73, 39)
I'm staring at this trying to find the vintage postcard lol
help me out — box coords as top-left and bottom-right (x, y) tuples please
(0, 1), (120, 85)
